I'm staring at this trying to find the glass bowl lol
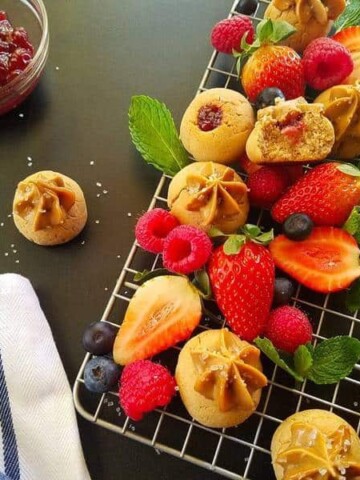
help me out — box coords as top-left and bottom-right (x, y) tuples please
(0, 0), (49, 115)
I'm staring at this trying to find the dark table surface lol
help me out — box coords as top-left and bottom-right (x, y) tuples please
(0, 1), (234, 478)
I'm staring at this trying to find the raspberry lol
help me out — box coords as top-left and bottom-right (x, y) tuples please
(163, 225), (212, 274)
(119, 360), (176, 421)
(135, 208), (179, 254)
(247, 166), (290, 209)
(302, 37), (353, 91)
(211, 15), (254, 54)
(265, 306), (313, 353)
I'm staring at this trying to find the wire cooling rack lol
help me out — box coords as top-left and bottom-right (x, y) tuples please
(73, 1), (360, 478)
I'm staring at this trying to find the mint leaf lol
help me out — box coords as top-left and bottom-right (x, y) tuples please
(133, 268), (171, 284)
(337, 163), (360, 177)
(128, 96), (189, 176)
(345, 278), (360, 313)
(223, 235), (246, 255)
(307, 336), (360, 384)
(254, 337), (304, 381)
(335, 0), (360, 31)
(193, 269), (212, 299)
(294, 345), (313, 378)
(343, 206), (360, 243)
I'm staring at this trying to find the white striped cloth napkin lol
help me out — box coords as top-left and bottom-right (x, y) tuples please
(0, 273), (91, 480)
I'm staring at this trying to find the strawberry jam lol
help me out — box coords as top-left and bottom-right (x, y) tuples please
(0, 11), (34, 87)
(197, 104), (223, 131)
(277, 112), (305, 143)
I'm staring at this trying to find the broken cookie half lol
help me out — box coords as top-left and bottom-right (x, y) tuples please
(246, 97), (335, 165)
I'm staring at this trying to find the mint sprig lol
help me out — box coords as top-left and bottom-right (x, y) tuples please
(254, 337), (303, 381)
(335, 0), (360, 31)
(307, 337), (360, 384)
(255, 336), (360, 384)
(128, 95), (190, 176)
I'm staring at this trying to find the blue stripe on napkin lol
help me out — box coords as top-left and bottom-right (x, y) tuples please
(0, 350), (20, 480)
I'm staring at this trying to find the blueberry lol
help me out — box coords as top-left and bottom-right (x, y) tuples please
(283, 213), (314, 241)
(237, 0), (258, 15)
(273, 277), (294, 306)
(82, 321), (118, 355)
(255, 88), (285, 110)
(84, 357), (120, 393)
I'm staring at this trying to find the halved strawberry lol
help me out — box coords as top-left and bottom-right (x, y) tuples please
(113, 275), (202, 365)
(332, 27), (360, 85)
(269, 227), (360, 293)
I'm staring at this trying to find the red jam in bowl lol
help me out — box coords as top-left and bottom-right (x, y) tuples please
(0, 11), (34, 87)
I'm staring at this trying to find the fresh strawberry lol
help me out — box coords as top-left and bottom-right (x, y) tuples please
(239, 152), (261, 175)
(237, 20), (305, 102)
(269, 227), (360, 293)
(332, 27), (360, 85)
(208, 234), (275, 341)
(272, 162), (360, 226)
(239, 153), (303, 184)
(285, 165), (304, 184)
(248, 166), (290, 209)
(113, 275), (202, 365)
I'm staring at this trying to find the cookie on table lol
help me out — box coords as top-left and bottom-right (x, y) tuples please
(180, 88), (255, 165)
(271, 409), (360, 480)
(13, 170), (87, 246)
(175, 329), (267, 428)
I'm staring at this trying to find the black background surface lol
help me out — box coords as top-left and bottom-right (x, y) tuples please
(0, 1), (234, 479)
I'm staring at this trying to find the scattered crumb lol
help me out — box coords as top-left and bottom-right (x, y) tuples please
(81, 240), (85, 245)
(10, 244), (14, 248)
(107, 401), (114, 407)
(117, 255), (121, 259)
(18, 113), (24, 118)
(103, 190), (108, 194)
(0, 223), (4, 227)
(127, 212), (132, 217)
(354, 401), (358, 407)
(96, 193), (101, 198)
(155, 449), (161, 456)
(15, 260), (19, 264)
(55, 66), (60, 71)
(12, 250), (17, 254)
(4, 252), (8, 256)
(104, 287), (108, 291)
(96, 182), (102, 187)
(89, 161), (95, 166)
(95, 220), (100, 224)
(28, 163), (33, 167)
(7, 214), (12, 218)
(27, 156), (32, 161)
(244, 457), (249, 463)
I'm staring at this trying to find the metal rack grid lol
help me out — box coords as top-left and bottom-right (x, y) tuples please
(73, 1), (360, 478)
